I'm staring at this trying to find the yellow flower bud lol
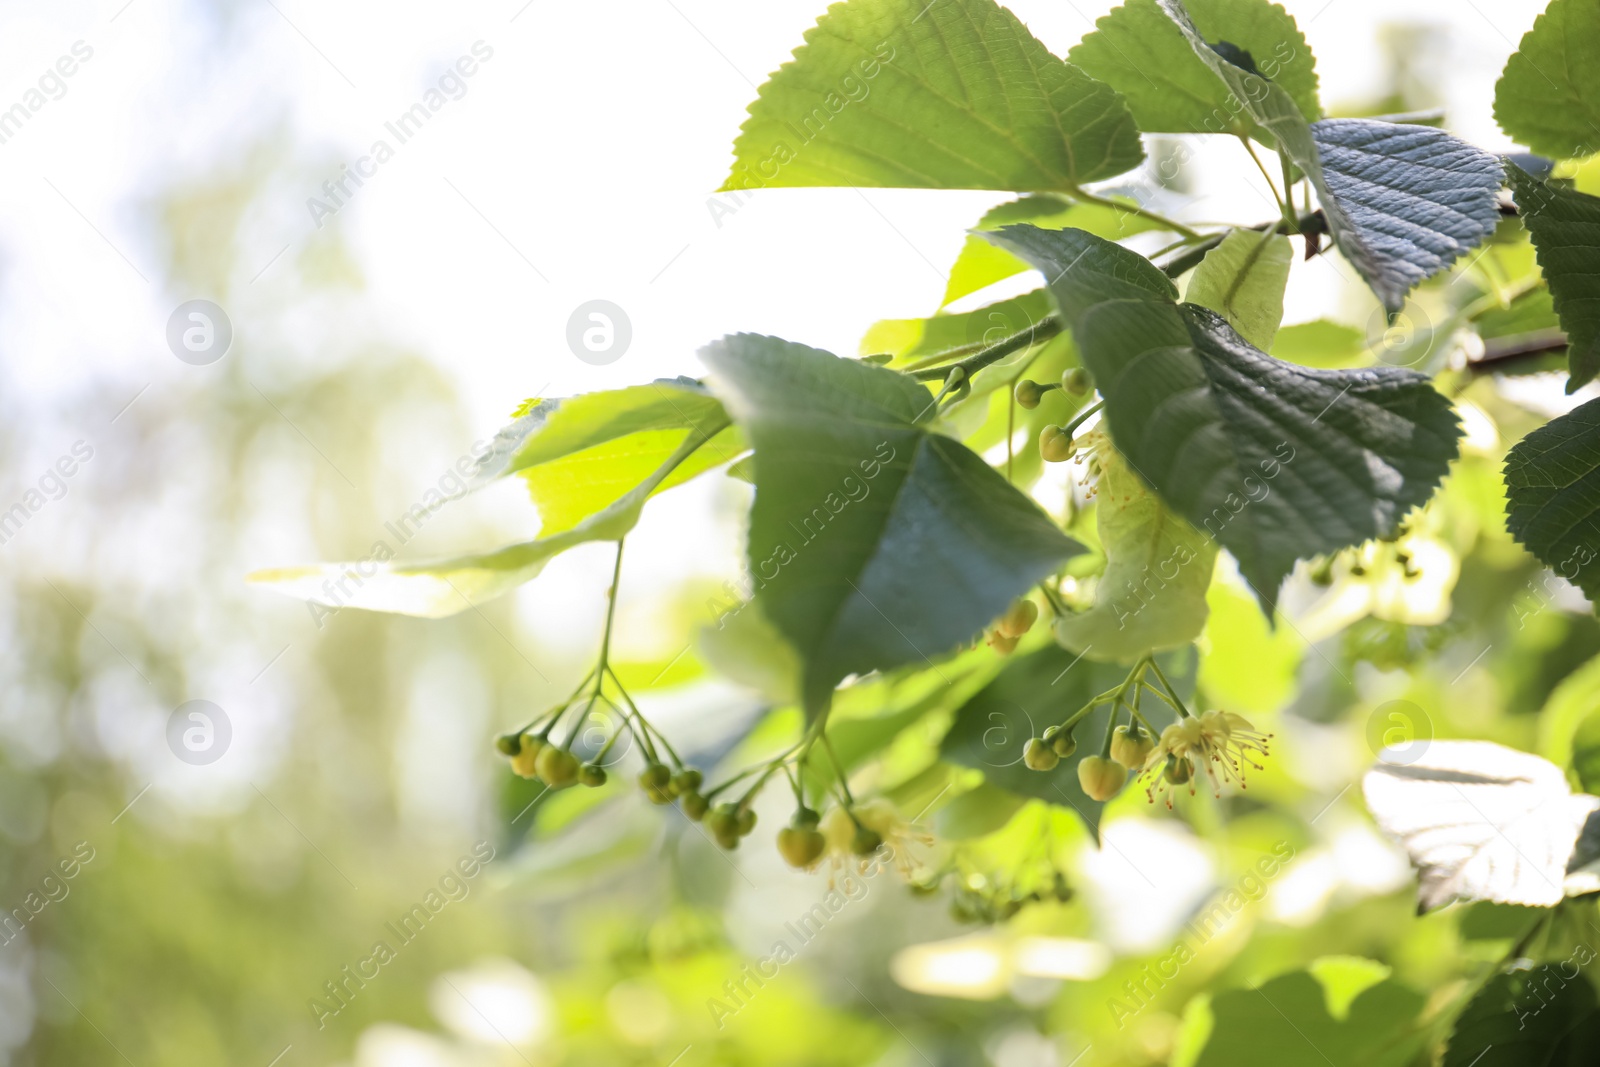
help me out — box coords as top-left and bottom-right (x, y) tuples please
(1077, 755), (1127, 801)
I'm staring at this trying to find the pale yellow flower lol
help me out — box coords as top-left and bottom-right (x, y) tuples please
(1139, 711), (1272, 807)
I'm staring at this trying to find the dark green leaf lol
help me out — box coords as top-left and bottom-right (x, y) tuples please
(700, 333), (1082, 714)
(1444, 966), (1600, 1067)
(1506, 166), (1600, 390)
(722, 0), (1144, 193)
(1495, 0), (1600, 161)
(1574, 709), (1600, 795)
(1069, 0), (1320, 136)
(987, 224), (1461, 609)
(1505, 397), (1600, 601)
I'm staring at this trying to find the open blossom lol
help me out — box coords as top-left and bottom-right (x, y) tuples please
(1139, 710), (1272, 807)
(819, 798), (929, 881)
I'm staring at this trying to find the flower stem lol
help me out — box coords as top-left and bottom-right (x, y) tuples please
(1063, 185), (1201, 240)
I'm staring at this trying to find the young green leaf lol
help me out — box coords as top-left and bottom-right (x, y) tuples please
(860, 289), (1056, 367)
(986, 224), (1461, 611)
(1270, 319), (1367, 368)
(943, 195), (1161, 308)
(1068, 0), (1320, 136)
(1054, 437), (1218, 661)
(1506, 165), (1600, 391)
(1494, 0), (1600, 161)
(1155, 0), (1502, 312)
(1363, 740), (1600, 911)
(473, 380), (743, 534)
(700, 333), (1083, 716)
(1444, 966), (1600, 1067)
(1184, 229), (1293, 349)
(248, 416), (729, 618)
(1504, 396), (1600, 598)
(722, 0), (1143, 193)
(1180, 962), (1426, 1067)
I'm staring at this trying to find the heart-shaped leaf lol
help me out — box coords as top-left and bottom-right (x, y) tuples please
(985, 223), (1461, 610)
(1444, 965), (1600, 1067)
(1494, 0), (1600, 161)
(723, 0), (1143, 193)
(1363, 740), (1600, 912)
(700, 333), (1083, 715)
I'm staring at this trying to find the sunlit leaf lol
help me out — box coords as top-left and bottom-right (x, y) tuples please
(1271, 319), (1367, 368)
(722, 0), (1143, 193)
(1494, 0), (1600, 161)
(1069, 0), (1320, 136)
(1184, 229), (1293, 349)
(1362, 740), (1600, 911)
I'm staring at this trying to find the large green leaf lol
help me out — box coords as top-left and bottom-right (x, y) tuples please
(942, 195), (1161, 308)
(1068, 0), (1320, 136)
(1444, 966), (1600, 1067)
(474, 380), (743, 535)
(1155, 0), (1502, 312)
(1178, 960), (1426, 1067)
(721, 0), (1143, 193)
(939, 645), (1197, 840)
(1506, 166), (1600, 391)
(1504, 396), (1600, 601)
(699, 333), (1082, 714)
(1184, 229), (1293, 349)
(248, 416), (729, 618)
(987, 224), (1462, 610)
(1495, 0), (1600, 161)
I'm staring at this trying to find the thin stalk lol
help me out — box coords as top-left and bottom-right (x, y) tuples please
(1063, 399), (1104, 438)
(1064, 184), (1201, 240)
(910, 318), (1063, 382)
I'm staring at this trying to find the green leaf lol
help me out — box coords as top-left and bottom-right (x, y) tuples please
(987, 224), (1462, 609)
(943, 195), (1160, 308)
(1184, 229), (1293, 349)
(1504, 396), (1600, 601)
(1271, 319), (1368, 368)
(1198, 579), (1302, 714)
(935, 783), (1028, 840)
(1572, 708), (1600, 795)
(472, 380), (743, 536)
(1495, 0), (1600, 161)
(1444, 966), (1600, 1067)
(1506, 166), (1600, 391)
(721, 0), (1143, 193)
(1179, 962), (1426, 1067)
(1155, 0), (1501, 312)
(248, 417), (729, 618)
(700, 333), (1082, 714)
(939, 645), (1197, 840)
(1068, 0), (1320, 136)
(1054, 438), (1218, 662)
(860, 290), (1056, 368)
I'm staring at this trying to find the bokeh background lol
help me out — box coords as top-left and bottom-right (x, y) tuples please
(0, 0), (1586, 1064)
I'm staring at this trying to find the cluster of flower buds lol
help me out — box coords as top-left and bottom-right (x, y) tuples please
(945, 869), (1072, 924)
(1014, 367), (1093, 411)
(497, 731), (609, 790)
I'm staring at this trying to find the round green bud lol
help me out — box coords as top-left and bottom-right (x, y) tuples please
(1164, 754), (1193, 785)
(1062, 367), (1093, 395)
(1110, 724), (1156, 770)
(706, 805), (740, 839)
(495, 732), (522, 756)
(777, 827), (827, 869)
(578, 763), (608, 788)
(1039, 425), (1075, 463)
(1023, 737), (1060, 772)
(1014, 379), (1045, 409)
(851, 826), (883, 855)
(1077, 755), (1127, 801)
(1051, 731), (1078, 759)
(791, 806), (822, 829)
(641, 763), (672, 791)
(673, 768), (703, 794)
(736, 807), (757, 836)
(535, 746), (580, 788)
(681, 792), (710, 821)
